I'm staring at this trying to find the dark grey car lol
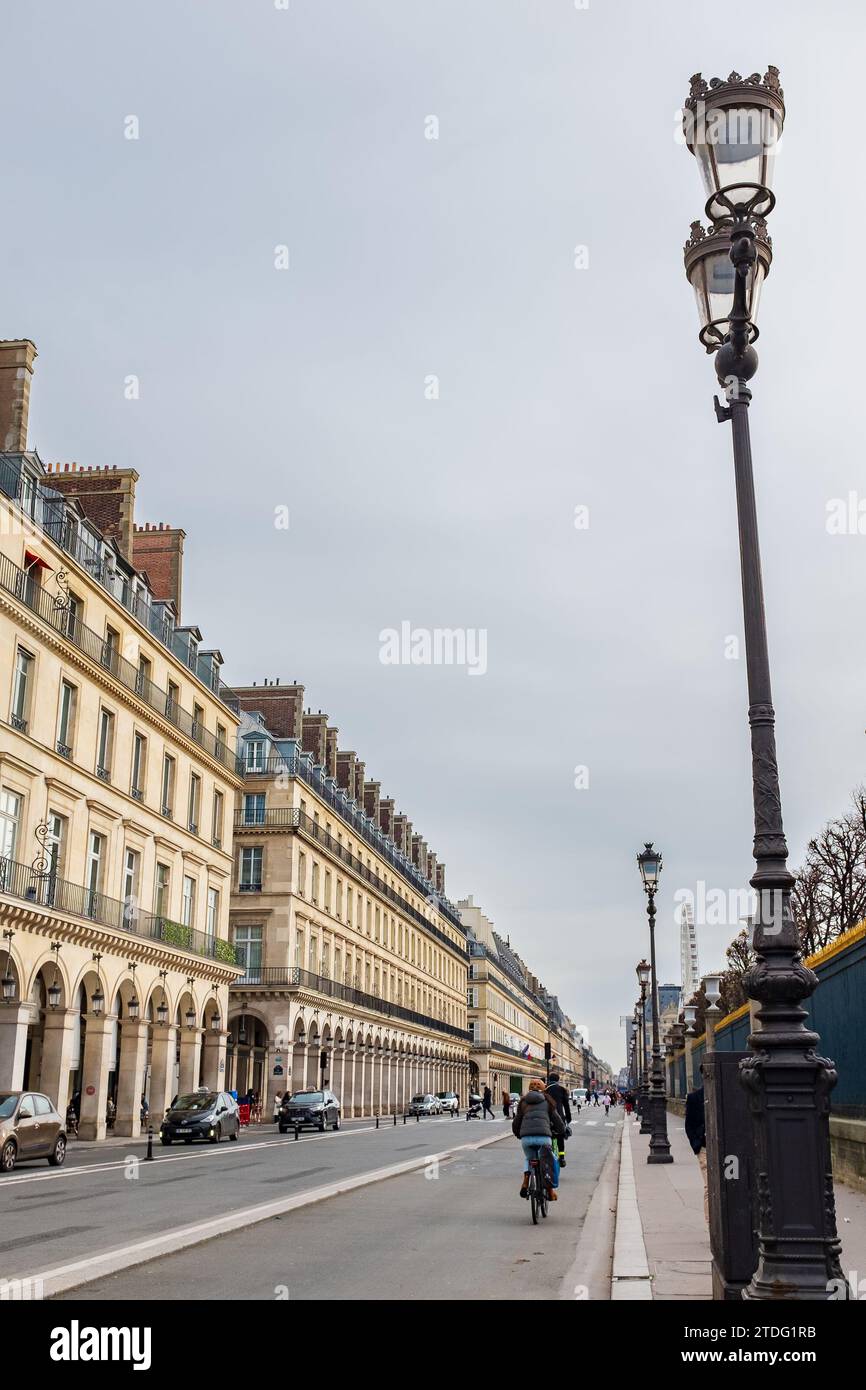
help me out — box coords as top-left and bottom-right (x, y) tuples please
(0, 1091), (67, 1172)
(278, 1089), (341, 1132)
(159, 1090), (240, 1144)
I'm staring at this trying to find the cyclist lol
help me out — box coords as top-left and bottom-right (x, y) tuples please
(545, 1073), (572, 1169)
(513, 1078), (565, 1202)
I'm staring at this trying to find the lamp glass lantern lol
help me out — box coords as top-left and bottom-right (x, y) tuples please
(91, 984), (104, 1017)
(47, 978), (61, 1009)
(128, 994), (140, 1022)
(185, 1004), (196, 1030)
(2, 970), (15, 1002)
(637, 843), (662, 892)
(684, 220), (772, 351)
(211, 1011), (221, 1032)
(683, 72), (785, 219)
(156, 998), (168, 1025)
(636, 959), (651, 988)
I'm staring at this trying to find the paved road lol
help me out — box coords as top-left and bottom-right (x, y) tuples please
(52, 1110), (621, 1300)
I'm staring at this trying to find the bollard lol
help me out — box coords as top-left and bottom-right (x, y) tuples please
(375, 1115), (380, 1129)
(294, 1123), (300, 1141)
(393, 1115), (397, 1127)
(416, 1113), (420, 1123)
(403, 1113), (407, 1125)
(145, 1125), (154, 1161)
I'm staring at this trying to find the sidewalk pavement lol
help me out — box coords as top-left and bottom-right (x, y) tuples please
(613, 1107), (866, 1299)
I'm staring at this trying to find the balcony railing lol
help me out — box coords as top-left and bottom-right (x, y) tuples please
(0, 549), (242, 777)
(233, 806), (467, 958)
(0, 854), (237, 966)
(230, 965), (469, 1040)
(238, 756), (464, 931)
(0, 451), (238, 709)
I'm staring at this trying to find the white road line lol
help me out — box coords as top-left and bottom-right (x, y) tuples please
(25, 1130), (511, 1297)
(0, 1117), (475, 1190)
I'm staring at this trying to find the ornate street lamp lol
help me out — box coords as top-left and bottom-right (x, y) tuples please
(90, 953), (105, 1018)
(46, 941), (63, 1010)
(127, 962), (140, 1022)
(636, 846), (672, 1162)
(2, 928), (16, 1003)
(681, 66), (846, 1299)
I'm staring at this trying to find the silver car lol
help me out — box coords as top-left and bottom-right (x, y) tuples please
(409, 1094), (441, 1116)
(0, 1091), (67, 1172)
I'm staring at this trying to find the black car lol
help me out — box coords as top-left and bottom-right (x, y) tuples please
(160, 1090), (240, 1145)
(278, 1089), (341, 1133)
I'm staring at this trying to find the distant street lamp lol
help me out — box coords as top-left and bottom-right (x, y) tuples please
(636, 964), (651, 1134)
(637, 844), (672, 1163)
(681, 65), (846, 1298)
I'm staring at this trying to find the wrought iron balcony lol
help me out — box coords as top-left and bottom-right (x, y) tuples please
(230, 965), (470, 1041)
(0, 853), (238, 966)
(0, 547), (242, 778)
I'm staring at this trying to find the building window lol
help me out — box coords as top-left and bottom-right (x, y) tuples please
(123, 849), (140, 927)
(56, 680), (77, 757)
(96, 709), (115, 781)
(245, 740), (266, 772)
(295, 928), (304, 967)
(11, 647), (33, 732)
(212, 789), (224, 848)
(335, 878), (343, 919)
(155, 862), (170, 919)
(136, 653), (152, 698)
(311, 861), (319, 904)
(131, 732), (147, 801)
(161, 754), (175, 817)
(243, 793), (265, 825)
(467, 987), (479, 1008)
(192, 702), (204, 743)
(297, 850), (306, 897)
(308, 935), (318, 975)
(102, 625), (119, 671)
(181, 874), (196, 927)
(233, 923), (262, 973)
(166, 681), (180, 722)
(239, 846), (262, 892)
(206, 887), (219, 940)
(346, 885), (352, 924)
(188, 773), (201, 834)
(86, 832), (104, 910)
(324, 870), (332, 913)
(0, 789), (22, 863)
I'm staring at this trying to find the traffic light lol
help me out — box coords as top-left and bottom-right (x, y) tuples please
(544, 1041), (552, 1061)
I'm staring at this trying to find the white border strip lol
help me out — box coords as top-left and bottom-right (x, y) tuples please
(610, 1121), (652, 1300)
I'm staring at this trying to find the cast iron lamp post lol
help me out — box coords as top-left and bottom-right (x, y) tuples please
(637, 845), (672, 1163)
(681, 66), (846, 1298)
(636, 963), (651, 1133)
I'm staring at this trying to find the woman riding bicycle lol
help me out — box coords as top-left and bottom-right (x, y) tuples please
(513, 1078), (566, 1202)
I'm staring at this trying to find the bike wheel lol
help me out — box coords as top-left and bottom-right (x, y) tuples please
(530, 1166), (540, 1224)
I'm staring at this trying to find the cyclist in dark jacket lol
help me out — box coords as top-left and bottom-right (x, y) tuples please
(513, 1080), (565, 1201)
(545, 1073), (572, 1168)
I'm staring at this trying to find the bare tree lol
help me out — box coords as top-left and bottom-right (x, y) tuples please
(791, 787), (866, 953)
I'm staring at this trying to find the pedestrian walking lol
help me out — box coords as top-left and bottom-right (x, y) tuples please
(502, 1089), (511, 1119)
(601, 1092), (610, 1116)
(272, 1091), (283, 1123)
(482, 1085), (495, 1120)
(685, 1074), (708, 1223)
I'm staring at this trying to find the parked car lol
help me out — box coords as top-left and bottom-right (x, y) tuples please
(436, 1091), (459, 1113)
(409, 1093), (441, 1116)
(0, 1092), (67, 1172)
(160, 1090), (240, 1145)
(278, 1089), (341, 1133)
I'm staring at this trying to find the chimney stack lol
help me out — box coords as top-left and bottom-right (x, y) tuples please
(132, 523), (186, 615)
(233, 683), (304, 739)
(47, 463), (139, 560)
(0, 339), (37, 452)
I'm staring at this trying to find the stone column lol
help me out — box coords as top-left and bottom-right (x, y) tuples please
(149, 1024), (178, 1119)
(178, 1029), (202, 1095)
(39, 1007), (79, 1113)
(115, 1021), (150, 1136)
(0, 1005), (29, 1091)
(78, 1015), (116, 1142)
(201, 1030), (227, 1091)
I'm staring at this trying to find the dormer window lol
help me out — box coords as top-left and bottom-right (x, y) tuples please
(245, 740), (266, 773)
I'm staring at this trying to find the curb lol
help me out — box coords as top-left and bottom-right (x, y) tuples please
(34, 1128), (510, 1298)
(558, 1116), (622, 1300)
(610, 1120), (652, 1300)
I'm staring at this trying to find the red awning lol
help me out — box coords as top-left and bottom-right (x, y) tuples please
(23, 550), (53, 572)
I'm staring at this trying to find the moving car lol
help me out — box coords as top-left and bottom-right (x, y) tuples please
(0, 1092), (67, 1172)
(570, 1088), (587, 1107)
(436, 1091), (459, 1113)
(409, 1093), (441, 1116)
(160, 1090), (240, 1145)
(278, 1089), (341, 1133)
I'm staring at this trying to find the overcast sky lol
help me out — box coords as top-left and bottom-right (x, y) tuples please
(6, 1), (866, 1067)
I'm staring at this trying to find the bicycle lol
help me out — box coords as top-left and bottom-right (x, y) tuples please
(527, 1153), (549, 1225)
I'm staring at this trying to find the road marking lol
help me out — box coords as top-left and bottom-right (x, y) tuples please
(585, 1121), (598, 1126)
(0, 1116), (472, 1190)
(24, 1129), (511, 1297)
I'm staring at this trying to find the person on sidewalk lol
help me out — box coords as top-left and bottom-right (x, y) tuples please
(545, 1072), (572, 1168)
(482, 1085), (496, 1120)
(513, 1079), (565, 1202)
(685, 1076), (708, 1223)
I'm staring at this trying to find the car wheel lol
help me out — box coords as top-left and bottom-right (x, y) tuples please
(333, 1114), (341, 1131)
(229, 1126), (239, 1141)
(319, 1117), (326, 1132)
(1, 1139), (17, 1172)
(48, 1135), (67, 1167)
(278, 1124), (287, 1134)
(161, 1136), (172, 1145)
(210, 1124), (221, 1144)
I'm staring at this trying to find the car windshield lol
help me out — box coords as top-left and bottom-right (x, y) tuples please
(173, 1092), (217, 1112)
(0, 1094), (19, 1119)
(290, 1092), (323, 1104)
(436, 1093), (455, 1100)
(413, 1095), (431, 1103)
